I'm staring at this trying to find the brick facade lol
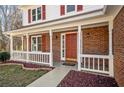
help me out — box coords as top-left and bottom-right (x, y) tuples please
(52, 26), (109, 62)
(83, 26), (109, 55)
(27, 26), (109, 63)
(53, 32), (61, 62)
(113, 7), (124, 86)
(42, 33), (50, 52)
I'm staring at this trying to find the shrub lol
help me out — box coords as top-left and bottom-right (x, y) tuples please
(0, 52), (10, 62)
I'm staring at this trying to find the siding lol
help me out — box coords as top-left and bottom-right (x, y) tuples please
(22, 5), (104, 26)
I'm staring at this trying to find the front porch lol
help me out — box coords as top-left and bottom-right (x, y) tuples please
(10, 21), (114, 77)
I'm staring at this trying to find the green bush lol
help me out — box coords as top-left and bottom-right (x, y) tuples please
(0, 52), (10, 62)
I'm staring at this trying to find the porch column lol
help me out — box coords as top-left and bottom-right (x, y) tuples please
(49, 30), (53, 66)
(77, 25), (81, 71)
(26, 34), (29, 62)
(21, 36), (24, 51)
(109, 20), (114, 77)
(10, 34), (13, 60)
(81, 27), (83, 54)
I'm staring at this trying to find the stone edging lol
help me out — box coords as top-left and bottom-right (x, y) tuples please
(0, 63), (53, 71)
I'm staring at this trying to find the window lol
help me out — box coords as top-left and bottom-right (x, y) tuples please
(37, 7), (41, 20)
(67, 5), (75, 13)
(31, 36), (41, 51)
(32, 37), (37, 51)
(32, 9), (36, 21)
(61, 34), (66, 60)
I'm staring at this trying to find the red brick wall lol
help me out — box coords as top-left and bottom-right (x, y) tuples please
(52, 27), (109, 62)
(83, 26), (109, 55)
(28, 26), (109, 63)
(113, 7), (124, 86)
(53, 32), (61, 62)
(42, 33), (50, 52)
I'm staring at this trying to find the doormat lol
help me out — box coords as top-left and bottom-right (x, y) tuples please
(62, 62), (76, 66)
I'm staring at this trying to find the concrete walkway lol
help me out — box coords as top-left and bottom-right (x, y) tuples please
(27, 63), (77, 87)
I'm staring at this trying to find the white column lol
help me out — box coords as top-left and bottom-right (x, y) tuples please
(21, 36), (24, 51)
(49, 30), (53, 66)
(77, 25), (81, 71)
(10, 34), (13, 60)
(81, 28), (83, 54)
(109, 20), (114, 77)
(26, 34), (29, 62)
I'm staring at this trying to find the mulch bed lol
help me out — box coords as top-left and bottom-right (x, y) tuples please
(58, 70), (118, 87)
(0, 60), (54, 71)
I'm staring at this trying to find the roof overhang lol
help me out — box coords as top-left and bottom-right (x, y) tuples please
(4, 6), (106, 34)
(3, 5), (123, 36)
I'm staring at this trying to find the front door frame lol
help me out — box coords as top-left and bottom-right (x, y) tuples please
(61, 32), (77, 61)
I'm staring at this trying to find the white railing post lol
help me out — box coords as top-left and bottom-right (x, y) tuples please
(10, 34), (13, 60)
(26, 34), (29, 62)
(77, 25), (81, 71)
(109, 20), (114, 77)
(49, 30), (53, 66)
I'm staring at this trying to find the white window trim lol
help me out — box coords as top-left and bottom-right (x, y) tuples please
(31, 7), (42, 22)
(31, 35), (42, 52)
(61, 33), (66, 60)
(32, 9), (37, 22)
(37, 7), (41, 20)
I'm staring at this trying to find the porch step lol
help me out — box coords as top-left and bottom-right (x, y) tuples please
(62, 62), (76, 66)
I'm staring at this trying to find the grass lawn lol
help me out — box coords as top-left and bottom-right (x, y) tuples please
(0, 65), (48, 87)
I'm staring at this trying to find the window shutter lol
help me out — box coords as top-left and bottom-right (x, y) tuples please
(42, 5), (46, 20)
(28, 9), (31, 23)
(60, 5), (65, 16)
(29, 36), (31, 51)
(42, 34), (46, 52)
(77, 5), (83, 12)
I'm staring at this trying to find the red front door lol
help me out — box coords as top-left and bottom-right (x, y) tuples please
(66, 33), (77, 62)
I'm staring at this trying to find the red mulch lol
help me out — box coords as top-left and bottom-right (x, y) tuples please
(0, 60), (54, 69)
(58, 70), (118, 87)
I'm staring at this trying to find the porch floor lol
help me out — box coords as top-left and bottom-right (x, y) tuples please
(27, 62), (77, 87)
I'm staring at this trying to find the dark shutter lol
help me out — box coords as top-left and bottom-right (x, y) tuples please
(77, 5), (83, 12)
(60, 5), (65, 16)
(42, 34), (46, 52)
(28, 9), (31, 23)
(42, 5), (46, 20)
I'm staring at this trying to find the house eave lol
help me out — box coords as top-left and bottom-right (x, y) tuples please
(4, 8), (106, 35)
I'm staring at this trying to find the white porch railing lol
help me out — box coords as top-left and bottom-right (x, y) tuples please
(80, 54), (113, 76)
(11, 51), (51, 65)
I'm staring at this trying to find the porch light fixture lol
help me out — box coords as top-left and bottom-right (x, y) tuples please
(86, 32), (90, 38)
(56, 35), (58, 39)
